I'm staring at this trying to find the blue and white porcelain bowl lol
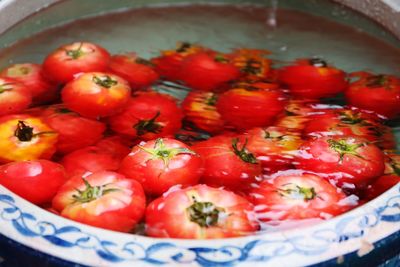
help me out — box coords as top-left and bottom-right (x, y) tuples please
(0, 0), (399, 266)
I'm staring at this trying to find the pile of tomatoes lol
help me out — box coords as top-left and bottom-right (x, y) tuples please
(0, 41), (399, 239)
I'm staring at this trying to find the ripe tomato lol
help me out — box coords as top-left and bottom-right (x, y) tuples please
(295, 136), (385, 189)
(216, 83), (286, 129)
(181, 91), (224, 134)
(0, 115), (58, 163)
(43, 42), (110, 84)
(0, 77), (31, 116)
(345, 73), (400, 118)
(278, 58), (347, 99)
(41, 104), (106, 154)
(0, 160), (67, 204)
(229, 48), (272, 82)
(145, 184), (259, 238)
(0, 63), (58, 104)
(180, 52), (241, 91)
(192, 135), (262, 190)
(108, 53), (159, 90)
(95, 135), (132, 160)
(52, 171), (146, 232)
(119, 138), (203, 196)
(249, 172), (353, 221)
(62, 72), (131, 118)
(109, 91), (182, 140)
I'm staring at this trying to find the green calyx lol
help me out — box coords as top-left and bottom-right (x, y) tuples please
(309, 58), (327, 68)
(92, 75), (118, 89)
(135, 57), (155, 67)
(214, 54), (229, 63)
(138, 138), (196, 167)
(389, 158), (400, 176)
(13, 120), (54, 142)
(232, 138), (258, 164)
(72, 178), (118, 204)
(327, 139), (365, 163)
(133, 111), (163, 136)
(338, 112), (366, 125)
(205, 94), (218, 106)
(264, 130), (286, 141)
(186, 197), (226, 228)
(0, 82), (13, 94)
(241, 58), (262, 74)
(277, 184), (317, 201)
(176, 42), (191, 53)
(65, 42), (87, 59)
(366, 74), (387, 88)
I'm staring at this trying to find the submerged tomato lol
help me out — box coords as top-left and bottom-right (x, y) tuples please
(0, 160), (67, 204)
(62, 72), (131, 118)
(119, 138), (203, 196)
(145, 184), (259, 238)
(0, 77), (31, 116)
(52, 171), (146, 232)
(229, 48), (272, 82)
(43, 42), (110, 84)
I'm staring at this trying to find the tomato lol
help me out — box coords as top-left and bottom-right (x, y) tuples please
(216, 83), (286, 129)
(152, 42), (207, 81)
(0, 63), (58, 104)
(249, 172), (353, 221)
(108, 53), (159, 90)
(295, 136), (385, 189)
(95, 135), (132, 160)
(40, 104), (106, 154)
(119, 138), (203, 196)
(0, 160), (67, 204)
(61, 72), (131, 118)
(61, 146), (123, 177)
(278, 58), (348, 99)
(243, 126), (303, 173)
(145, 184), (259, 238)
(52, 171), (146, 232)
(109, 91), (182, 140)
(192, 135), (262, 190)
(43, 42), (110, 84)
(181, 91), (224, 134)
(0, 115), (58, 163)
(180, 52), (241, 91)
(345, 73), (400, 118)
(229, 48), (272, 82)
(0, 77), (31, 116)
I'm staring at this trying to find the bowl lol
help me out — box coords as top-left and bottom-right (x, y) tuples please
(0, 1), (399, 266)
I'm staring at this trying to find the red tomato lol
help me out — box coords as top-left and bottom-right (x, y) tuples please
(145, 184), (259, 238)
(180, 52), (241, 91)
(109, 91), (182, 140)
(61, 146), (123, 177)
(108, 53), (159, 90)
(0, 63), (58, 104)
(192, 135), (262, 190)
(62, 72), (131, 118)
(295, 136), (385, 189)
(217, 83), (286, 129)
(278, 58), (348, 99)
(43, 42), (110, 84)
(229, 48), (272, 82)
(0, 77), (31, 116)
(41, 104), (106, 154)
(345, 73), (400, 118)
(249, 172), (353, 221)
(0, 115), (58, 163)
(95, 135), (132, 160)
(119, 138), (203, 196)
(181, 91), (224, 133)
(52, 171), (146, 232)
(0, 160), (67, 204)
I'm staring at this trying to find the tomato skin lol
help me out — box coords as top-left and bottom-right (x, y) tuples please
(43, 42), (110, 84)
(0, 160), (67, 204)
(192, 136), (262, 190)
(119, 138), (203, 196)
(278, 58), (348, 99)
(108, 54), (159, 90)
(229, 48), (272, 82)
(95, 135), (132, 160)
(345, 73), (400, 118)
(181, 91), (224, 133)
(217, 84), (286, 130)
(41, 104), (106, 154)
(180, 52), (241, 91)
(61, 72), (131, 118)
(0, 115), (58, 163)
(0, 63), (58, 104)
(52, 171), (146, 232)
(109, 91), (183, 140)
(0, 77), (32, 116)
(145, 184), (259, 238)
(249, 172), (352, 221)
(295, 136), (385, 189)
